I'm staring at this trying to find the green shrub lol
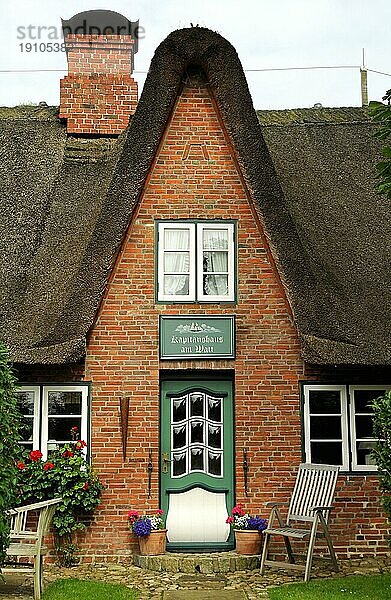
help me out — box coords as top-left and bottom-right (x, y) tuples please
(371, 390), (391, 543)
(0, 342), (21, 566)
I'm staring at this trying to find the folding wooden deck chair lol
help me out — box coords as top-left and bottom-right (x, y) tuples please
(260, 463), (339, 582)
(2, 497), (62, 600)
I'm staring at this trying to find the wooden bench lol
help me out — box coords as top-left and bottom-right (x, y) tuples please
(2, 498), (62, 600)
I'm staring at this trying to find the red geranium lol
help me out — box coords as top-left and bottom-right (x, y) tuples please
(62, 449), (74, 458)
(75, 440), (87, 451)
(16, 462), (25, 470)
(82, 481), (89, 491)
(128, 509), (139, 521)
(231, 503), (245, 517)
(43, 462), (54, 471)
(29, 450), (43, 462)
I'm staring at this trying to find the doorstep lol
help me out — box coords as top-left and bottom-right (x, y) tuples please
(133, 551), (261, 573)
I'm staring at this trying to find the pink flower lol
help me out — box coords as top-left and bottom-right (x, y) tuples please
(128, 509), (139, 521)
(71, 426), (79, 433)
(43, 462), (54, 471)
(29, 450), (43, 462)
(226, 516), (235, 524)
(16, 462), (25, 470)
(82, 482), (89, 491)
(156, 509), (163, 515)
(232, 504), (245, 517)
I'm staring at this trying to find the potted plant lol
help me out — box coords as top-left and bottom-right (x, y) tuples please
(226, 503), (267, 555)
(128, 509), (167, 555)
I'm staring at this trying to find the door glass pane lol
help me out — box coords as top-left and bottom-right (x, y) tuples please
(311, 441), (343, 465)
(208, 425), (222, 448)
(208, 451), (222, 476)
(310, 416), (341, 439)
(48, 391), (82, 415)
(190, 421), (204, 444)
(173, 425), (186, 449)
(190, 447), (204, 471)
(208, 396), (222, 422)
(309, 390), (341, 413)
(173, 452), (186, 476)
(172, 396), (186, 422)
(190, 393), (204, 417)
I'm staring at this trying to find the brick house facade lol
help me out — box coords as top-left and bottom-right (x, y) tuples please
(1, 13), (390, 562)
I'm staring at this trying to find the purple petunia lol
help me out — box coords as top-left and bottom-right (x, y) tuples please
(247, 516), (268, 532)
(132, 517), (153, 537)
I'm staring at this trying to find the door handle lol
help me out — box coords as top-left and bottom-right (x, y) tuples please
(162, 452), (172, 474)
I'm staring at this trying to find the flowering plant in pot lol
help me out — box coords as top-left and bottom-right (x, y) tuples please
(226, 503), (267, 555)
(128, 509), (167, 555)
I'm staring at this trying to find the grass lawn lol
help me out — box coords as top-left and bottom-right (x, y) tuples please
(267, 573), (391, 600)
(42, 579), (139, 600)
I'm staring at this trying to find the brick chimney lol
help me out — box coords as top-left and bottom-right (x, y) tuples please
(59, 10), (138, 135)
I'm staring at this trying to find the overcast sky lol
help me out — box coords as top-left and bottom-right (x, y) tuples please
(0, 0), (390, 109)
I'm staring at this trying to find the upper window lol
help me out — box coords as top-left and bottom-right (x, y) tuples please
(302, 384), (387, 472)
(16, 384), (89, 460)
(157, 221), (235, 302)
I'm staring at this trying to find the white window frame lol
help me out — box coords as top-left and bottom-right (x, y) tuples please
(197, 222), (235, 302)
(17, 384), (89, 460)
(302, 383), (385, 472)
(16, 386), (40, 451)
(157, 221), (235, 302)
(349, 385), (389, 472)
(303, 384), (350, 471)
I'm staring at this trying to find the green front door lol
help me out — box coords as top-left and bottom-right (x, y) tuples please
(160, 379), (234, 551)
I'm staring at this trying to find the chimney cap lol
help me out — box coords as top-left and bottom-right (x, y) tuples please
(61, 10), (140, 54)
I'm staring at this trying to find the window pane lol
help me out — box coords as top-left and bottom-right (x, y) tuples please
(172, 396), (186, 422)
(16, 391), (35, 415)
(48, 417), (82, 441)
(48, 391), (82, 415)
(173, 425), (186, 449)
(190, 421), (204, 444)
(203, 229), (228, 250)
(164, 252), (190, 273)
(19, 417), (34, 442)
(173, 452), (186, 476)
(164, 228), (190, 250)
(354, 390), (381, 413)
(163, 274), (189, 295)
(355, 415), (374, 438)
(203, 274), (228, 296)
(190, 393), (204, 417)
(309, 390), (341, 414)
(208, 425), (222, 448)
(356, 441), (377, 466)
(208, 396), (222, 422)
(310, 416), (341, 439)
(190, 447), (204, 471)
(203, 251), (228, 273)
(311, 441), (343, 465)
(208, 451), (222, 476)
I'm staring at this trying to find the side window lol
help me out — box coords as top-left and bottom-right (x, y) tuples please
(303, 385), (349, 471)
(302, 384), (388, 472)
(16, 384), (89, 460)
(157, 221), (235, 302)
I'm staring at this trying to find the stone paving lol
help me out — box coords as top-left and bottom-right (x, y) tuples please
(1, 556), (390, 600)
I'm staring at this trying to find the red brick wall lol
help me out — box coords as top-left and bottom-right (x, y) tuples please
(59, 35), (137, 135)
(79, 75), (389, 561)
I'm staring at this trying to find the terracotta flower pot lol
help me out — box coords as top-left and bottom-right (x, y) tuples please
(234, 529), (262, 555)
(137, 528), (167, 555)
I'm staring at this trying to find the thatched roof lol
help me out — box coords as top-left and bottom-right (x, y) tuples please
(0, 27), (389, 366)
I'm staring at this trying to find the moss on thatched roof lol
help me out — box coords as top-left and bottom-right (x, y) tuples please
(0, 27), (388, 366)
